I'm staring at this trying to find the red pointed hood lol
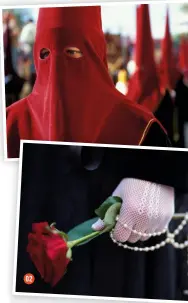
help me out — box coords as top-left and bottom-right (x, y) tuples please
(34, 6), (105, 72)
(126, 4), (161, 113)
(25, 6), (156, 143)
(159, 9), (181, 91)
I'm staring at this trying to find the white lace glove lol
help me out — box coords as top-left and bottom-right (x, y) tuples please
(92, 178), (175, 243)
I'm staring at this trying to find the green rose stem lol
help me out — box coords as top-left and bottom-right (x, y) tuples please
(67, 230), (101, 249)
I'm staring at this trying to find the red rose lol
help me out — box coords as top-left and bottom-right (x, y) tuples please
(27, 222), (70, 287)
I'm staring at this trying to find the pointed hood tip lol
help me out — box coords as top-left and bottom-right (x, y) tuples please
(36, 6), (103, 35)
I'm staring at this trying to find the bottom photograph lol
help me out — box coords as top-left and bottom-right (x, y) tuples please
(14, 142), (188, 301)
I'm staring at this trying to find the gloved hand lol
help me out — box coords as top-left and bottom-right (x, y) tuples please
(92, 178), (175, 243)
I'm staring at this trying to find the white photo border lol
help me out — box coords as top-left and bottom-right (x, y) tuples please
(12, 139), (188, 302)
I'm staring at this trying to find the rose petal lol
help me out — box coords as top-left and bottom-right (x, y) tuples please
(32, 222), (49, 234)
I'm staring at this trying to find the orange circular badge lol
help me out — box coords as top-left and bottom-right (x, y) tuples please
(23, 273), (35, 285)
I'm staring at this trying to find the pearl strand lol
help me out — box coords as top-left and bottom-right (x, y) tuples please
(110, 230), (167, 252)
(116, 215), (167, 237)
(110, 213), (188, 252)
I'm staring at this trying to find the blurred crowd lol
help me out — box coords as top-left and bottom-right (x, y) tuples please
(3, 11), (36, 106)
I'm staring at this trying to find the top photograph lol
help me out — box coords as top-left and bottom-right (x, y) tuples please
(2, 3), (188, 159)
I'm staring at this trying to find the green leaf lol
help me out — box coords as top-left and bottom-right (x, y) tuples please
(67, 217), (101, 246)
(102, 202), (122, 232)
(66, 196), (122, 248)
(95, 196), (122, 220)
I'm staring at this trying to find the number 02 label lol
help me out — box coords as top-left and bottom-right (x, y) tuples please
(23, 273), (35, 285)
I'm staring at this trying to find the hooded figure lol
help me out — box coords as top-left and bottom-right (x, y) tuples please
(126, 4), (161, 113)
(159, 11), (180, 92)
(156, 9), (181, 145)
(4, 15), (25, 107)
(6, 6), (170, 159)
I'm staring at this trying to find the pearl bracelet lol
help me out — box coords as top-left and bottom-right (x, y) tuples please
(116, 215), (167, 237)
(110, 213), (188, 252)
